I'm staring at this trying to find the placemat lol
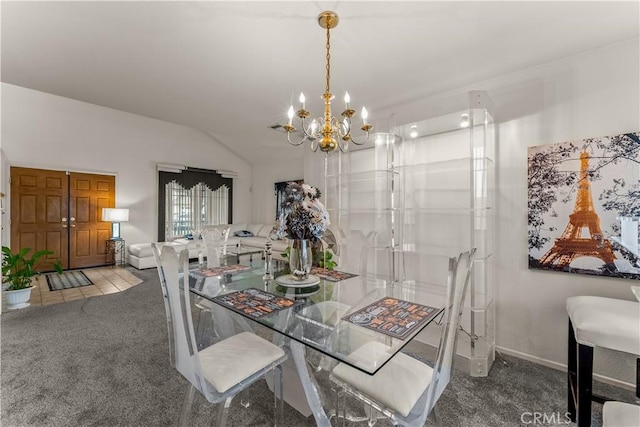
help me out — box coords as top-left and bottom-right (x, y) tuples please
(212, 288), (297, 319)
(195, 264), (252, 277)
(310, 267), (358, 282)
(342, 297), (440, 339)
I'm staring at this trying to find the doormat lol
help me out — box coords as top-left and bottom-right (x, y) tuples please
(46, 271), (93, 291)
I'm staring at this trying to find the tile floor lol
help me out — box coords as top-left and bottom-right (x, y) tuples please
(29, 266), (143, 306)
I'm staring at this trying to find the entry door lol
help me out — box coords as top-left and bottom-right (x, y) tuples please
(69, 172), (115, 269)
(10, 168), (68, 271)
(10, 167), (116, 270)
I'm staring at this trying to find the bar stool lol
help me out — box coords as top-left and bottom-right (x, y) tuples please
(602, 401), (640, 426)
(567, 296), (640, 427)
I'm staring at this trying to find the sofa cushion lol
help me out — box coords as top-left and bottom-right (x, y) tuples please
(247, 224), (263, 236)
(228, 223), (248, 234)
(257, 224), (274, 238)
(270, 239), (289, 253)
(128, 243), (153, 258)
(226, 237), (241, 247)
(240, 236), (269, 249)
(202, 225), (228, 237)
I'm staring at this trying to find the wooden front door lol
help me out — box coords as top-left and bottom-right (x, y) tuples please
(69, 172), (115, 269)
(10, 168), (69, 271)
(10, 167), (116, 270)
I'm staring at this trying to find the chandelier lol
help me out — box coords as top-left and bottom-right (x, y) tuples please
(284, 11), (372, 153)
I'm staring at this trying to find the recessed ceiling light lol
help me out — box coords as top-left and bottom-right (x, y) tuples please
(460, 113), (470, 128)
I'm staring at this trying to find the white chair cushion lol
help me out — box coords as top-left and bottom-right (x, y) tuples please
(199, 332), (285, 393)
(331, 341), (433, 417)
(603, 401), (640, 427)
(567, 296), (640, 355)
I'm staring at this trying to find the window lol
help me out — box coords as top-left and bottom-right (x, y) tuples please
(158, 168), (233, 241)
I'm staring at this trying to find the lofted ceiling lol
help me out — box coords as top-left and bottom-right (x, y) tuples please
(2, 1), (639, 165)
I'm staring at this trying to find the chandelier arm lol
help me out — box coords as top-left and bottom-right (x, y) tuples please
(299, 116), (313, 139)
(287, 132), (309, 146)
(337, 138), (349, 153)
(338, 118), (350, 137)
(311, 139), (319, 152)
(348, 131), (371, 146)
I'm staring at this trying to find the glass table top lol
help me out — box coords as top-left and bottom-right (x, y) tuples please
(189, 259), (446, 375)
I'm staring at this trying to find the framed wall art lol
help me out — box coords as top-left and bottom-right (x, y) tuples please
(527, 132), (640, 279)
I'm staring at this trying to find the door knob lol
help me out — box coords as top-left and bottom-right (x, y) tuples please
(62, 217), (67, 222)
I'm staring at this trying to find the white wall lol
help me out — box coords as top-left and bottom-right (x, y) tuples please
(379, 38), (640, 385)
(1, 83), (252, 247)
(491, 39), (640, 385)
(251, 159), (304, 224)
(0, 149), (8, 247)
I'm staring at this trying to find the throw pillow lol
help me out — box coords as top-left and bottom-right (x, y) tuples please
(233, 230), (253, 237)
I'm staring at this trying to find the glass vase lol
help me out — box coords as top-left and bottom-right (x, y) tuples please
(289, 239), (313, 280)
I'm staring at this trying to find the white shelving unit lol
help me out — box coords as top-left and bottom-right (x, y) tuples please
(392, 91), (496, 376)
(323, 91), (496, 377)
(324, 134), (403, 283)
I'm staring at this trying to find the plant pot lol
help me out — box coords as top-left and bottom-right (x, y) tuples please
(3, 285), (35, 310)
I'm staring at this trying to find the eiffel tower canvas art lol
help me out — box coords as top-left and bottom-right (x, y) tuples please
(528, 132), (640, 280)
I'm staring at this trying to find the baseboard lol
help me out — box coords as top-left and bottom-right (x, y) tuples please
(496, 346), (636, 391)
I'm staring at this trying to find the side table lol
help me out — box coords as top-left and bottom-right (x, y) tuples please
(106, 239), (126, 267)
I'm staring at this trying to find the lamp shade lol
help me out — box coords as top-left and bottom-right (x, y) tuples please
(102, 208), (129, 222)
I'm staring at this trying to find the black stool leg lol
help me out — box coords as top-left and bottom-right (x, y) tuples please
(577, 342), (594, 427)
(636, 358), (640, 399)
(568, 320), (577, 422)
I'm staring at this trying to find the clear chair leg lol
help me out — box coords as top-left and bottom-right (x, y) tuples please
(166, 316), (175, 368)
(215, 396), (234, 427)
(178, 384), (195, 427)
(272, 365), (284, 427)
(429, 406), (443, 427)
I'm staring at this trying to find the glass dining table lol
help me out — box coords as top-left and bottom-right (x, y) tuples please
(189, 258), (447, 425)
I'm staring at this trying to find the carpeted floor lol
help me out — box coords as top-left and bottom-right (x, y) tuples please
(1, 266), (635, 426)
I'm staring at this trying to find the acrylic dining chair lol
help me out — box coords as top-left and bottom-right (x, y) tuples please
(151, 242), (175, 368)
(160, 246), (287, 426)
(329, 249), (476, 427)
(201, 226), (230, 268)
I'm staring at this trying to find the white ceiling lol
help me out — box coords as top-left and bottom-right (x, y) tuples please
(2, 1), (639, 165)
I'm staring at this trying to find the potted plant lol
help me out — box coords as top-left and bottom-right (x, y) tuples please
(2, 246), (62, 310)
(274, 182), (330, 280)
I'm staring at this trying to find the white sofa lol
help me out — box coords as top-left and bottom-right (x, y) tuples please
(127, 223), (289, 270)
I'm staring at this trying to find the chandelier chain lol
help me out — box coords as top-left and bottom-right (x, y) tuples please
(325, 22), (331, 95)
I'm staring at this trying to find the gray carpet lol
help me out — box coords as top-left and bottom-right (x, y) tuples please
(1, 266), (636, 427)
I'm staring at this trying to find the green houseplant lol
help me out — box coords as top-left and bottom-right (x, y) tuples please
(2, 246), (62, 309)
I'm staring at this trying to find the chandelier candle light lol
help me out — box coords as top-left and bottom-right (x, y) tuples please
(284, 11), (372, 153)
